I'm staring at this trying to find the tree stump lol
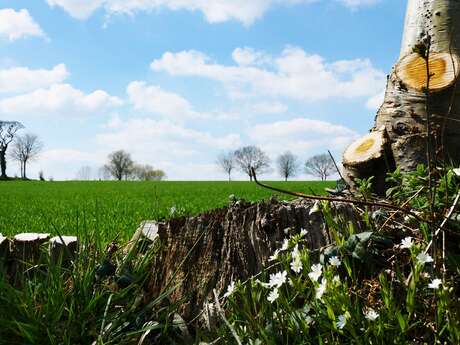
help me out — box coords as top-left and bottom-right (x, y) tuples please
(0, 234), (9, 267)
(144, 198), (362, 322)
(10, 233), (50, 278)
(49, 235), (78, 266)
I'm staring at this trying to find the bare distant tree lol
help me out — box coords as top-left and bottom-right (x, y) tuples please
(75, 166), (93, 180)
(0, 121), (24, 179)
(104, 150), (134, 181)
(216, 151), (235, 181)
(98, 166), (112, 180)
(304, 153), (336, 181)
(277, 151), (299, 181)
(9, 133), (43, 179)
(132, 164), (166, 181)
(234, 145), (271, 181)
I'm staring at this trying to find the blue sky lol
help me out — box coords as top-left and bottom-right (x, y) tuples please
(0, 0), (406, 180)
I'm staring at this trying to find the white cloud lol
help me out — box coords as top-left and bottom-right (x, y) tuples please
(0, 83), (122, 116)
(0, 64), (69, 94)
(47, 0), (106, 20)
(248, 118), (360, 157)
(0, 8), (46, 41)
(337, 0), (381, 9)
(46, 0), (316, 25)
(232, 47), (271, 67)
(250, 102), (288, 114)
(127, 81), (205, 120)
(151, 47), (385, 103)
(97, 118), (241, 156)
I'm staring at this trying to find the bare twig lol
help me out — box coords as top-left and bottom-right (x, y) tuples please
(328, 150), (344, 181)
(251, 168), (428, 224)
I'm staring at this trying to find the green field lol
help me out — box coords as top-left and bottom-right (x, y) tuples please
(0, 180), (334, 239)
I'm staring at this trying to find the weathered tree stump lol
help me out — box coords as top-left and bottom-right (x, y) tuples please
(10, 233), (50, 278)
(49, 235), (78, 266)
(0, 234), (9, 264)
(145, 198), (362, 322)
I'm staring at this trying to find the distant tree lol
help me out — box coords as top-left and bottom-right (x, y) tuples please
(234, 145), (271, 181)
(104, 150), (134, 181)
(216, 151), (235, 181)
(75, 166), (93, 180)
(304, 153), (336, 181)
(0, 121), (24, 179)
(98, 166), (112, 180)
(9, 133), (43, 179)
(277, 151), (299, 181)
(132, 164), (166, 181)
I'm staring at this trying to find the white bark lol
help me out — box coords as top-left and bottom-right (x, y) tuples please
(343, 0), (460, 191)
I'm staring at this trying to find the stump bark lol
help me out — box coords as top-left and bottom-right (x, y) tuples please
(145, 198), (362, 322)
(343, 0), (460, 189)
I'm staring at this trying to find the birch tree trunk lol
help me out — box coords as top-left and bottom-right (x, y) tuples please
(343, 0), (460, 193)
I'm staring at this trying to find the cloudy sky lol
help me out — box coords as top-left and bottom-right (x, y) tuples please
(1, 0), (406, 180)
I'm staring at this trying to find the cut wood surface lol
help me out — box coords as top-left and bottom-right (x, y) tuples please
(395, 52), (460, 92)
(343, 0), (460, 187)
(342, 127), (395, 195)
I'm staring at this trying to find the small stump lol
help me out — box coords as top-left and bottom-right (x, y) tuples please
(49, 235), (78, 266)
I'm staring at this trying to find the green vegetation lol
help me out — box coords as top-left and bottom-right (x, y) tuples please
(0, 180), (333, 238)
(215, 166), (460, 344)
(1, 167), (460, 344)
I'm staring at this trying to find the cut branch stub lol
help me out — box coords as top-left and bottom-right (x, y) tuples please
(395, 52), (460, 92)
(342, 127), (395, 196)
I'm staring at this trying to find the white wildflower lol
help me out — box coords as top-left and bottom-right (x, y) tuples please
(309, 201), (321, 215)
(281, 239), (289, 251)
(291, 244), (300, 259)
(336, 314), (347, 329)
(268, 271), (287, 288)
(308, 263), (323, 282)
(315, 279), (327, 300)
(417, 252), (434, 265)
(300, 228), (308, 237)
(267, 288), (279, 303)
(269, 249), (280, 262)
(305, 315), (313, 325)
(223, 281), (235, 298)
(453, 168), (460, 176)
(428, 278), (442, 290)
(400, 237), (413, 249)
(364, 309), (379, 321)
(332, 275), (341, 285)
(291, 256), (303, 273)
(329, 256), (341, 267)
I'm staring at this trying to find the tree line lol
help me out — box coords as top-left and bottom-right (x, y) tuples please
(216, 145), (336, 181)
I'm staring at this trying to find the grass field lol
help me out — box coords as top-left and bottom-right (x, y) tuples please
(0, 180), (334, 239)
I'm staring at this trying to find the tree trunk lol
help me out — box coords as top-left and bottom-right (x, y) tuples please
(0, 148), (7, 179)
(343, 0), (460, 192)
(23, 159), (27, 179)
